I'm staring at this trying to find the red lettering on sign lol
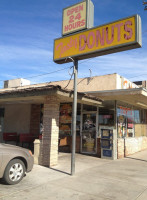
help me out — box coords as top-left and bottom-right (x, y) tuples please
(64, 19), (85, 33)
(75, 13), (81, 21)
(115, 23), (123, 42)
(106, 25), (114, 45)
(119, 106), (132, 115)
(56, 38), (78, 57)
(96, 29), (105, 47)
(79, 34), (87, 51)
(87, 31), (95, 49)
(69, 15), (74, 24)
(67, 4), (83, 16)
(78, 21), (133, 51)
(124, 20), (133, 40)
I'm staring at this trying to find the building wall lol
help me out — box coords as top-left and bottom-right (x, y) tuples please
(50, 73), (138, 92)
(50, 73), (118, 92)
(119, 76), (139, 89)
(134, 80), (147, 89)
(4, 104), (31, 134)
(117, 137), (147, 158)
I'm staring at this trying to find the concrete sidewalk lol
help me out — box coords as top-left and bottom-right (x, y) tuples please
(1, 150), (147, 200)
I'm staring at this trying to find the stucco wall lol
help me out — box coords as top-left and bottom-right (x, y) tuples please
(50, 73), (138, 92)
(50, 73), (118, 92)
(117, 137), (147, 158)
(4, 104), (31, 134)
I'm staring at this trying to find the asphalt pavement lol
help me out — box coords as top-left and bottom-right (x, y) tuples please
(1, 150), (147, 200)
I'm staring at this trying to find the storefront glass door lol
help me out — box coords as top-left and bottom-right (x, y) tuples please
(81, 113), (97, 154)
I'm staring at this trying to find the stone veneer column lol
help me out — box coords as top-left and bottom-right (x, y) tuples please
(41, 96), (60, 167)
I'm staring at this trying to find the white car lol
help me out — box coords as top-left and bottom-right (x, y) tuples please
(0, 143), (34, 185)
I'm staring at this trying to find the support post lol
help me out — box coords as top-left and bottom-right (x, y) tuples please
(71, 59), (78, 176)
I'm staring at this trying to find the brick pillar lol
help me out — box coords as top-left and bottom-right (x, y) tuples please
(41, 96), (59, 167)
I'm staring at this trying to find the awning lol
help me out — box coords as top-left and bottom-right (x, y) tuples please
(86, 88), (147, 109)
(0, 84), (102, 106)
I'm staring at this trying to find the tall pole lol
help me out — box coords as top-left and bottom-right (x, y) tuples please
(71, 59), (78, 176)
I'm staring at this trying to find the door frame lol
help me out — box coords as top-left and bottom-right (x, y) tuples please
(80, 106), (99, 154)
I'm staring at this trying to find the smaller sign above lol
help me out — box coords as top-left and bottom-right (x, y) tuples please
(62, 0), (94, 36)
(62, 1), (87, 36)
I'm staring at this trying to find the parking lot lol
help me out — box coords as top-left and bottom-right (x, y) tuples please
(1, 151), (147, 200)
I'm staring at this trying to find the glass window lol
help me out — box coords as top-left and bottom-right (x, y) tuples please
(81, 113), (96, 153)
(59, 103), (81, 136)
(76, 103), (81, 136)
(117, 101), (147, 138)
(134, 108), (147, 137)
(140, 109), (147, 124)
(83, 104), (97, 112)
(99, 101), (115, 126)
(134, 109), (140, 123)
(117, 105), (134, 138)
(59, 103), (72, 136)
(0, 108), (4, 117)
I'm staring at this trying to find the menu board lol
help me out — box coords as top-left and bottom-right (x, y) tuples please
(59, 103), (72, 135)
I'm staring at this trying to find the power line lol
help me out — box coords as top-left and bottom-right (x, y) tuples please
(0, 66), (71, 82)
(64, 66), (74, 89)
(0, 30), (146, 83)
(24, 66), (71, 79)
(129, 74), (147, 79)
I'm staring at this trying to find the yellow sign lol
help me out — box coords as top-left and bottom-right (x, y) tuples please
(54, 15), (142, 64)
(62, 1), (87, 35)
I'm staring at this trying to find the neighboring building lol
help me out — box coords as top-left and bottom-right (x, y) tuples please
(134, 80), (147, 89)
(0, 73), (147, 166)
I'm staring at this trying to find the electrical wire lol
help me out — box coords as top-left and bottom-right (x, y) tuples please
(0, 30), (146, 83)
(0, 66), (71, 82)
(64, 66), (74, 89)
(129, 73), (147, 79)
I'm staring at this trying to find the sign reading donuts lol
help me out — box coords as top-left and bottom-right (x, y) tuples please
(54, 15), (142, 64)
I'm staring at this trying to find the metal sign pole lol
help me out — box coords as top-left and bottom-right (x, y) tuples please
(71, 59), (78, 176)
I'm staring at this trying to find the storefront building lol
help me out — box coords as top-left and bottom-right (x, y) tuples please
(0, 73), (147, 166)
(51, 73), (147, 159)
(0, 81), (102, 167)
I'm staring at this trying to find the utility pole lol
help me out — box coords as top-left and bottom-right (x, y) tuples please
(71, 0), (90, 176)
(71, 59), (78, 176)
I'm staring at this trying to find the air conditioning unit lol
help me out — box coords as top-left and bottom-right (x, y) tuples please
(4, 78), (30, 88)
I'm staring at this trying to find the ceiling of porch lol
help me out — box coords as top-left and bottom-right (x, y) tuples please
(86, 88), (147, 109)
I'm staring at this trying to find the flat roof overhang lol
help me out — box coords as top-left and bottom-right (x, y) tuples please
(86, 88), (147, 109)
(0, 85), (102, 106)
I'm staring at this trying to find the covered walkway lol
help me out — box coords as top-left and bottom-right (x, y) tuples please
(1, 150), (147, 199)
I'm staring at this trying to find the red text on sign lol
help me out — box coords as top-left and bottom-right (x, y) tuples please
(67, 4), (83, 16)
(79, 20), (133, 51)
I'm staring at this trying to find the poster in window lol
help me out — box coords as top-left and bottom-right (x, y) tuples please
(59, 103), (72, 135)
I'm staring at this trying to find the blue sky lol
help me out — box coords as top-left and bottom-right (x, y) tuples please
(0, 0), (147, 88)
